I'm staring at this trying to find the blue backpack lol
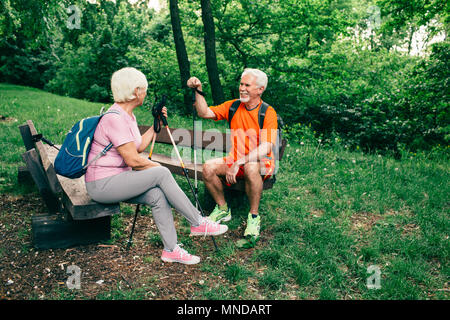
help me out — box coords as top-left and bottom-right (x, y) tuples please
(54, 110), (120, 179)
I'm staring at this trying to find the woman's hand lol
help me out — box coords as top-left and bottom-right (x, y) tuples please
(159, 106), (168, 126)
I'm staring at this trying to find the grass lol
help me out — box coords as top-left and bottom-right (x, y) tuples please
(1, 83), (449, 300)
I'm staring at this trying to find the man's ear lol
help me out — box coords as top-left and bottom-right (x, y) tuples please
(258, 86), (265, 95)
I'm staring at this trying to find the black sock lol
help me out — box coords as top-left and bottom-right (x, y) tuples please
(251, 214), (258, 219)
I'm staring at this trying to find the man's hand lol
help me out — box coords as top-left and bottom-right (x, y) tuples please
(225, 162), (239, 185)
(187, 77), (216, 120)
(187, 77), (202, 90)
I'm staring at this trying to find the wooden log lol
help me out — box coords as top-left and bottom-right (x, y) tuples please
(22, 149), (62, 214)
(32, 214), (111, 250)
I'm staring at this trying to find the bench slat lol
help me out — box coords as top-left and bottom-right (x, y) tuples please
(26, 120), (62, 194)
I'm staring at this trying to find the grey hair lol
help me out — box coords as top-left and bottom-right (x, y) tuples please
(111, 67), (148, 102)
(241, 68), (268, 90)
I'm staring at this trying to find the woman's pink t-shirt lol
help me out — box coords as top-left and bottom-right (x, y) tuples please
(85, 104), (142, 182)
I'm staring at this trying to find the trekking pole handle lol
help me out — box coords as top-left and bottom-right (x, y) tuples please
(152, 95), (168, 130)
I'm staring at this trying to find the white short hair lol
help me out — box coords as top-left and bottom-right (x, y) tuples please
(111, 67), (148, 102)
(241, 68), (268, 90)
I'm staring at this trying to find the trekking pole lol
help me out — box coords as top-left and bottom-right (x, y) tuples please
(148, 134), (157, 160)
(126, 204), (140, 250)
(192, 89), (199, 208)
(32, 134), (60, 151)
(148, 96), (166, 159)
(157, 108), (219, 252)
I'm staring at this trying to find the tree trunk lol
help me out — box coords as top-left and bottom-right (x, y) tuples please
(407, 25), (415, 55)
(200, 0), (225, 105)
(169, 0), (191, 113)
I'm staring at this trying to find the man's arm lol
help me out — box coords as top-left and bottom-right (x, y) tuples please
(225, 142), (273, 185)
(187, 77), (217, 120)
(234, 141), (273, 166)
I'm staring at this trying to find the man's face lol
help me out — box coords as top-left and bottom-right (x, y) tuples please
(239, 74), (264, 103)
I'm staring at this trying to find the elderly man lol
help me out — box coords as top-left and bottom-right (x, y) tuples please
(187, 68), (278, 240)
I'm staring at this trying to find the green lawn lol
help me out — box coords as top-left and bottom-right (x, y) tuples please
(0, 83), (448, 300)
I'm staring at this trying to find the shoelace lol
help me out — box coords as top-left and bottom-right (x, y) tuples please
(175, 244), (190, 259)
(200, 217), (219, 238)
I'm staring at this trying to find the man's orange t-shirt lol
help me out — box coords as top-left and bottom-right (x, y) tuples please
(209, 99), (278, 164)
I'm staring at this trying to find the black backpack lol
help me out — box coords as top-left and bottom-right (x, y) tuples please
(227, 99), (284, 165)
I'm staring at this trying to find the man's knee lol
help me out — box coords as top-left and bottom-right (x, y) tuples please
(203, 162), (218, 181)
(243, 162), (261, 179)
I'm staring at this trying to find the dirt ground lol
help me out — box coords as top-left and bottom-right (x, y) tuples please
(0, 193), (254, 300)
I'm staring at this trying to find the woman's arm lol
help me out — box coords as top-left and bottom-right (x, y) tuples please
(138, 125), (156, 153)
(117, 141), (160, 170)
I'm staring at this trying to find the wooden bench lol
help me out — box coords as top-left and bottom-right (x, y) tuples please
(137, 125), (287, 192)
(19, 120), (286, 249)
(19, 120), (119, 250)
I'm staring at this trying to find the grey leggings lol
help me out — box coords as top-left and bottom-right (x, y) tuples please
(85, 166), (202, 251)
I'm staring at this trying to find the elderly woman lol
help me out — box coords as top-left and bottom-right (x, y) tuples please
(85, 67), (228, 265)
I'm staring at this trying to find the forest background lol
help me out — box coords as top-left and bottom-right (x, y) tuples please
(1, 0), (448, 156)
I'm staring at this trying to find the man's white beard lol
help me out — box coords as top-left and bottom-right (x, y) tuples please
(240, 92), (250, 102)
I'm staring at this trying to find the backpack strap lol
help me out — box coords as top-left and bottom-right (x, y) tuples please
(102, 110), (121, 116)
(229, 100), (271, 129)
(82, 110), (121, 169)
(227, 99), (241, 127)
(258, 102), (270, 129)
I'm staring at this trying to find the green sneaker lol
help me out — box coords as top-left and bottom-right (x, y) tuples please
(244, 213), (261, 239)
(208, 205), (232, 223)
